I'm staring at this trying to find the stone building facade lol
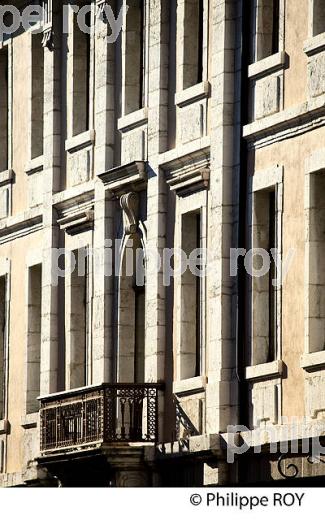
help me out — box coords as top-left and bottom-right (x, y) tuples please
(1, 0), (325, 487)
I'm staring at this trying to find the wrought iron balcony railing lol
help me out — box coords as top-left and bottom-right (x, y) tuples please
(39, 383), (164, 454)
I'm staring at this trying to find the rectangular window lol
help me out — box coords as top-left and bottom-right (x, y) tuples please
(252, 189), (277, 364)
(69, 250), (89, 388)
(124, 0), (146, 114)
(0, 276), (7, 420)
(183, 0), (204, 89)
(31, 34), (44, 159)
(313, 0), (325, 36)
(250, 0), (280, 63)
(72, 9), (91, 136)
(180, 211), (202, 379)
(26, 265), (42, 414)
(0, 47), (8, 172)
(308, 172), (325, 352)
(134, 286), (145, 383)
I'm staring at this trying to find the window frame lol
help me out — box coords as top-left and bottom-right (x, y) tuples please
(245, 165), (284, 380)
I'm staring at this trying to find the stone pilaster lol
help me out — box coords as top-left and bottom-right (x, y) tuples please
(146, 0), (169, 439)
(41, 7), (62, 395)
(205, 0), (240, 435)
(92, 1), (116, 383)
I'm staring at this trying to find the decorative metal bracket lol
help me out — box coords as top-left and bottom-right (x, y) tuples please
(120, 192), (139, 235)
(277, 452), (325, 479)
(42, 26), (53, 50)
(277, 454), (299, 479)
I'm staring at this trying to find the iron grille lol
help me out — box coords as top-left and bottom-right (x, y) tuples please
(40, 383), (163, 453)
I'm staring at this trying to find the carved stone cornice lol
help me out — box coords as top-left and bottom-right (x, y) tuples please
(57, 210), (94, 235)
(98, 161), (147, 196)
(161, 147), (210, 197)
(55, 191), (94, 235)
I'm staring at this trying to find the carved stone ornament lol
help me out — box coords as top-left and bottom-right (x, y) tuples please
(120, 192), (139, 235)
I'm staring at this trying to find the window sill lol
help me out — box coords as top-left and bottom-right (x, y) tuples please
(65, 129), (96, 153)
(21, 412), (39, 430)
(118, 107), (148, 133)
(173, 376), (207, 396)
(25, 155), (44, 176)
(248, 51), (287, 80)
(301, 351), (325, 371)
(0, 169), (14, 187)
(303, 33), (325, 56)
(244, 360), (285, 382)
(175, 81), (210, 108)
(0, 419), (9, 435)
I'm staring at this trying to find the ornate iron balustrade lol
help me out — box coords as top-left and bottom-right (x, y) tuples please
(40, 383), (164, 453)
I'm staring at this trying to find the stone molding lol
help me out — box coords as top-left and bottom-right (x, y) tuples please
(57, 210), (94, 235)
(0, 211), (43, 245)
(118, 107), (148, 133)
(304, 32), (325, 56)
(252, 164), (284, 192)
(162, 146), (210, 196)
(98, 161), (147, 196)
(245, 360), (285, 382)
(55, 191), (95, 235)
(244, 93), (325, 149)
(301, 351), (325, 371)
(175, 81), (210, 108)
(21, 413), (38, 430)
(173, 376), (208, 397)
(167, 167), (210, 196)
(0, 420), (9, 435)
(248, 51), (287, 80)
(65, 129), (96, 154)
(0, 169), (14, 187)
(157, 433), (222, 458)
(158, 136), (210, 166)
(25, 156), (44, 176)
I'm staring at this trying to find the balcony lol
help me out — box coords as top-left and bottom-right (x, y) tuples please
(39, 383), (164, 454)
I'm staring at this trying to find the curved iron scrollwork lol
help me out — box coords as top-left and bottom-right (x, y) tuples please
(307, 455), (325, 465)
(277, 452), (325, 479)
(277, 454), (299, 479)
